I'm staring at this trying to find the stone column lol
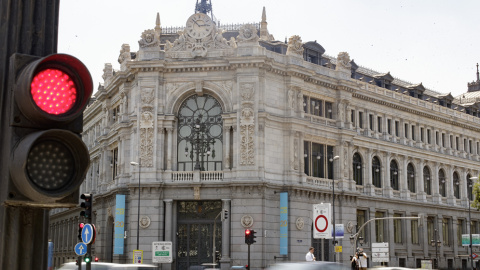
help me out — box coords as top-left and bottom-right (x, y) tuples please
(164, 199), (173, 270)
(417, 159), (426, 201)
(387, 209), (395, 262)
(447, 165), (456, 205)
(224, 126), (231, 169)
(433, 163), (441, 203)
(232, 125), (238, 170)
(405, 211), (413, 259)
(453, 216), (459, 258)
(400, 155), (409, 199)
(166, 128), (173, 171)
(365, 149), (374, 195)
(383, 152), (392, 198)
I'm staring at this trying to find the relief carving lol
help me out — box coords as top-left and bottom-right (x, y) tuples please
(138, 29), (160, 48)
(236, 24), (259, 43)
(140, 111), (154, 167)
(286, 35), (304, 56)
(240, 83), (255, 166)
(141, 88), (155, 105)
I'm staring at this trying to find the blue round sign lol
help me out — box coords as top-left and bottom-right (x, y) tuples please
(74, 242), (87, 256)
(81, 224), (94, 244)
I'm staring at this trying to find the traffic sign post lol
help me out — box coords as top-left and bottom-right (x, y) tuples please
(133, 250), (143, 264)
(82, 224), (95, 244)
(372, 243), (389, 263)
(153, 242), (173, 263)
(313, 203), (331, 239)
(75, 242), (87, 256)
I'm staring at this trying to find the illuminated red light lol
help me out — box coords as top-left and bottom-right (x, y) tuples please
(31, 68), (77, 115)
(245, 229), (251, 235)
(79, 223), (84, 229)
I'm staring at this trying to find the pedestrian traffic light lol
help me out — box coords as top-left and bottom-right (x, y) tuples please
(221, 209), (229, 221)
(84, 255), (91, 263)
(4, 53), (92, 207)
(80, 193), (93, 219)
(78, 222), (85, 241)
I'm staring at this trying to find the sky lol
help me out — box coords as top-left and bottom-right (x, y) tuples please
(58, 0), (480, 97)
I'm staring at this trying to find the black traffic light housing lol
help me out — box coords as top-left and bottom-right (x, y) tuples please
(80, 193), (93, 219)
(245, 229), (256, 245)
(78, 222), (84, 241)
(3, 53), (92, 207)
(250, 230), (257, 244)
(221, 209), (229, 221)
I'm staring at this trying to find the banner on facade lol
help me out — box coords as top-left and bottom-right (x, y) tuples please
(280, 192), (288, 255)
(462, 234), (480, 246)
(114, 194), (126, 254)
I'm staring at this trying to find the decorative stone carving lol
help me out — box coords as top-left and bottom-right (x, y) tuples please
(141, 88), (155, 105)
(102, 63), (113, 82)
(118, 44), (131, 64)
(212, 80), (233, 97)
(297, 90), (303, 112)
(292, 136), (299, 170)
(107, 206), (113, 218)
(288, 88), (296, 110)
(138, 29), (160, 48)
(241, 215), (254, 228)
(336, 52), (352, 70)
(295, 217), (305, 230)
(194, 186), (200, 200)
(236, 24), (259, 43)
(240, 83), (255, 166)
(165, 14), (234, 59)
(286, 35), (304, 56)
(139, 215), (151, 229)
(346, 221), (355, 233)
(140, 111), (154, 167)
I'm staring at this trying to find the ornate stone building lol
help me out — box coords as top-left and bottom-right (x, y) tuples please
(50, 5), (480, 270)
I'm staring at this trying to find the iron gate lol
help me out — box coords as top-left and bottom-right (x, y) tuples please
(177, 201), (222, 270)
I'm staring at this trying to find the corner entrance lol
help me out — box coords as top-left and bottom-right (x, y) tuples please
(177, 201), (222, 270)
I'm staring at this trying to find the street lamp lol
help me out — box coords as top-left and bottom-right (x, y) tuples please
(329, 155), (340, 262)
(130, 161), (141, 250)
(430, 229), (441, 269)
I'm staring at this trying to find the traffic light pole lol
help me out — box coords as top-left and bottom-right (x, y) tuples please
(0, 1), (59, 269)
(247, 244), (251, 270)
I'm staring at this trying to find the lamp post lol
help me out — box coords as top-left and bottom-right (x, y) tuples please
(469, 176), (477, 270)
(130, 161), (141, 250)
(329, 155), (340, 262)
(430, 228), (441, 269)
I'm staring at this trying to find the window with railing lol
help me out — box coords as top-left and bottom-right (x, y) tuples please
(390, 160), (399, 190)
(372, 156), (381, 188)
(353, 153), (363, 185)
(302, 96), (333, 119)
(304, 141), (334, 179)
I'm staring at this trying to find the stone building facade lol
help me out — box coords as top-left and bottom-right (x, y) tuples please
(49, 7), (480, 270)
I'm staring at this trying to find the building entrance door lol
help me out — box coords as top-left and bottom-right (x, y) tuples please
(176, 201), (222, 270)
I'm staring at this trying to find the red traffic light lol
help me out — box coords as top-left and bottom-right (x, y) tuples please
(95, 257), (99, 262)
(79, 223), (84, 229)
(245, 229), (251, 235)
(15, 53), (92, 126)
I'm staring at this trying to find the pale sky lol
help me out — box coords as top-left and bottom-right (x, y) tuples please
(58, 0), (480, 97)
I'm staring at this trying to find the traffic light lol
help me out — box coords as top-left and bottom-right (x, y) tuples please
(95, 257), (99, 262)
(77, 222), (84, 241)
(250, 230), (257, 244)
(84, 255), (91, 263)
(245, 229), (251, 244)
(80, 193), (93, 219)
(4, 53), (92, 207)
(221, 209), (229, 221)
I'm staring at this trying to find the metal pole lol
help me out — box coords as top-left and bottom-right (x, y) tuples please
(247, 244), (251, 270)
(137, 162), (141, 250)
(331, 156), (339, 262)
(469, 200), (474, 270)
(434, 229), (438, 269)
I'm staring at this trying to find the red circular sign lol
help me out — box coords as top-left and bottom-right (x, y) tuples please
(315, 215), (328, 232)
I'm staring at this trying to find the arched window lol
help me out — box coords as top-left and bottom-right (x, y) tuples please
(372, 156), (381, 188)
(353, 153), (363, 185)
(467, 174), (473, 201)
(390, 160), (399, 190)
(439, 169), (446, 197)
(453, 172), (460, 199)
(424, 166), (431, 195)
(407, 163), (415, 193)
(177, 94), (223, 171)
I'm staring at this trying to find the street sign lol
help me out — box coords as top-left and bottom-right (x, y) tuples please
(313, 203), (331, 239)
(82, 224), (94, 244)
(335, 246), (342, 252)
(74, 242), (87, 256)
(133, 250), (143, 264)
(152, 241), (173, 263)
(372, 242), (389, 263)
(472, 253), (478, 259)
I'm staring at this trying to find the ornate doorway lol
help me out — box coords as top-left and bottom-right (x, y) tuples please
(177, 201), (222, 270)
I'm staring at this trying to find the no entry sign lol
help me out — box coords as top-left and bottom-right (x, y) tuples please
(313, 203), (331, 239)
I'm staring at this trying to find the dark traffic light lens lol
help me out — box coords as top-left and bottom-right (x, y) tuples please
(26, 140), (74, 190)
(31, 68), (77, 115)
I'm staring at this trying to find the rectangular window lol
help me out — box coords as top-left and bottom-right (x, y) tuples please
(450, 135), (453, 149)
(357, 210), (367, 242)
(470, 140), (473, 153)
(464, 139), (467, 151)
(404, 123), (408, 138)
(303, 96), (308, 113)
(359, 112), (364, 128)
(442, 133), (446, 147)
(471, 221), (478, 234)
(304, 141), (310, 176)
(351, 110), (355, 126)
(112, 147), (118, 180)
(436, 132), (439, 146)
(310, 98), (322, 117)
(443, 218), (450, 246)
(456, 137), (459, 150)
(369, 114), (374, 130)
(420, 127), (424, 142)
(458, 219), (464, 246)
(411, 126), (415, 140)
(304, 141), (334, 179)
(387, 119), (392, 135)
(427, 217), (434, 243)
(395, 121), (399, 137)
(411, 218), (419, 244)
(325, 102), (333, 119)
(427, 129), (431, 144)
(375, 212), (385, 242)
(394, 213), (403, 243)
(377, 116), (382, 132)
